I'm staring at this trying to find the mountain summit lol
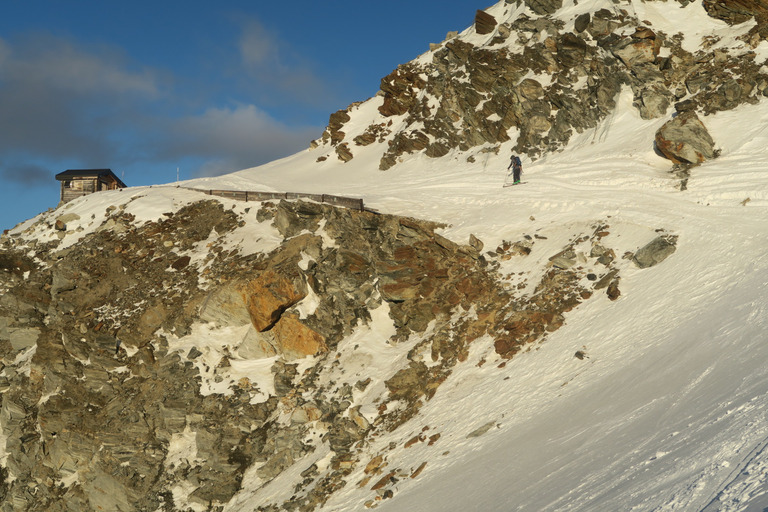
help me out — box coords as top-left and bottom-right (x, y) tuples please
(315, 0), (768, 171)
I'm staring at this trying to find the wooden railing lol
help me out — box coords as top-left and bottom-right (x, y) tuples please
(176, 187), (365, 211)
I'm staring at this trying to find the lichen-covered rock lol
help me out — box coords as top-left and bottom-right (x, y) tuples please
(655, 111), (717, 165)
(612, 28), (661, 69)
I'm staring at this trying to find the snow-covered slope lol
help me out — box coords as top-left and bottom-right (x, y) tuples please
(182, 15), (768, 503)
(4, 1), (768, 511)
(181, 86), (768, 512)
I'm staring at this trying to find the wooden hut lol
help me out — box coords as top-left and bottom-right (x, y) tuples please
(55, 169), (127, 204)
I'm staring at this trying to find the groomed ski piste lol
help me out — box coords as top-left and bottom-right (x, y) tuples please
(8, 1), (768, 510)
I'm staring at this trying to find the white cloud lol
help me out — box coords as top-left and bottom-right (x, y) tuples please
(0, 38), (10, 67)
(0, 31), (324, 181)
(161, 104), (320, 175)
(236, 17), (337, 107)
(3, 35), (159, 97)
(240, 19), (277, 68)
(180, 104), (278, 152)
(0, 34), (166, 162)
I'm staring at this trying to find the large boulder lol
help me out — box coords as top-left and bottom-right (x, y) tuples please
(633, 235), (678, 269)
(557, 33), (588, 68)
(198, 285), (252, 327)
(637, 85), (672, 119)
(574, 13), (591, 33)
(655, 111), (717, 165)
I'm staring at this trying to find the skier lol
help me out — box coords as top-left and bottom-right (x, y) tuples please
(507, 153), (523, 185)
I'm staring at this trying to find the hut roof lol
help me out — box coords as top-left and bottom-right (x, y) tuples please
(55, 169), (127, 188)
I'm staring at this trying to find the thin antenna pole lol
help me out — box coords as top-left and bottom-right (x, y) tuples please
(176, 167), (179, 183)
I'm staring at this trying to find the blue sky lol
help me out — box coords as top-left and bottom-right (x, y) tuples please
(0, 1), (483, 231)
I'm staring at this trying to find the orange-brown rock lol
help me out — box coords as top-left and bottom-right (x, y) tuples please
(404, 434), (423, 448)
(494, 309), (569, 358)
(239, 270), (307, 332)
(271, 313), (327, 360)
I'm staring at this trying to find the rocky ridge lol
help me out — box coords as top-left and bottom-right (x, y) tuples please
(313, 0), (768, 172)
(0, 196), (675, 511)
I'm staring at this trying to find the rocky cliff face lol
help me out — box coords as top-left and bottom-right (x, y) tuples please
(0, 195), (672, 511)
(314, 0), (768, 171)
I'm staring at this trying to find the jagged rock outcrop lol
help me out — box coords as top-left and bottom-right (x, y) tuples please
(525, 0), (564, 16)
(475, 10), (498, 34)
(313, 0), (768, 173)
(703, 0), (768, 24)
(0, 197), (674, 511)
(0, 199), (496, 510)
